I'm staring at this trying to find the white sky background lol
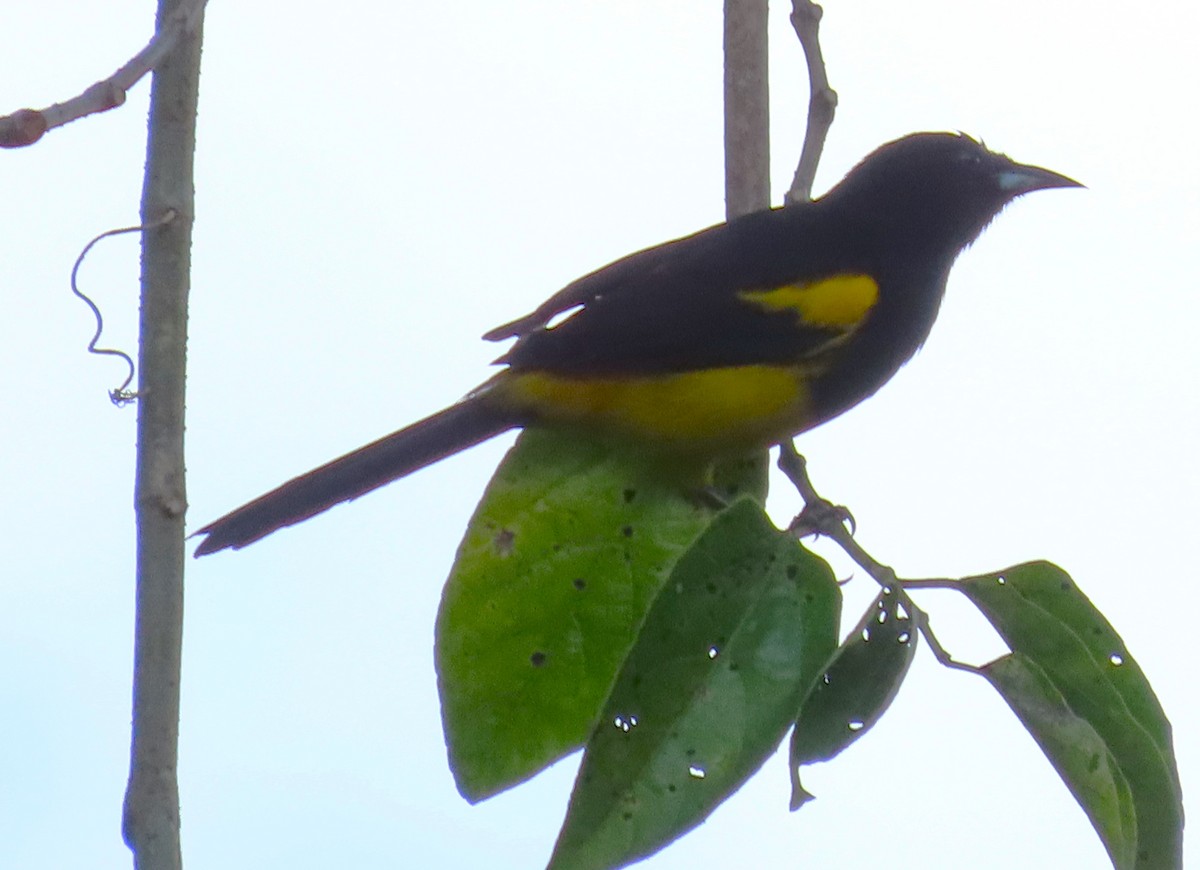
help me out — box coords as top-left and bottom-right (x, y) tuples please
(1, 1), (1196, 867)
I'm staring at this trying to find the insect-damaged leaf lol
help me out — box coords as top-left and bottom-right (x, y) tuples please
(788, 586), (917, 808)
(436, 431), (766, 801)
(961, 562), (1182, 870)
(548, 499), (840, 870)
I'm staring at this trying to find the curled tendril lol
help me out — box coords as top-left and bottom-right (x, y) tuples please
(69, 210), (175, 405)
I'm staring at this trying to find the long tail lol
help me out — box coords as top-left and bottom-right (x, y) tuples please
(193, 397), (520, 556)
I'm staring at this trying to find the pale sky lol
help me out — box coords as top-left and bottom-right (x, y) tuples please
(2, 1), (1196, 868)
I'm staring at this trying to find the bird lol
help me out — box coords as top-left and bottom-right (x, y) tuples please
(194, 132), (1080, 556)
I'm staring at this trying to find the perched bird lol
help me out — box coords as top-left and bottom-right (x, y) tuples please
(194, 132), (1080, 556)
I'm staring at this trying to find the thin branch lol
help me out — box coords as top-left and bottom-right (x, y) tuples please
(776, 450), (980, 673)
(0, 0), (206, 148)
(901, 578), (964, 590)
(911, 609), (983, 674)
(121, 0), (204, 866)
(719, 0), (773, 491)
(723, 0), (770, 218)
(786, 0), (838, 203)
(778, 449), (883, 580)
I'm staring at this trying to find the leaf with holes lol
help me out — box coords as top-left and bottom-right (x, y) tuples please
(960, 562), (1182, 870)
(547, 499), (840, 870)
(436, 430), (767, 802)
(788, 586), (917, 808)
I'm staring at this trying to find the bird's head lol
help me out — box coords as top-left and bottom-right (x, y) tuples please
(824, 132), (1082, 255)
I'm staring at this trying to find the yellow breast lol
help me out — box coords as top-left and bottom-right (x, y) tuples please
(498, 365), (812, 452)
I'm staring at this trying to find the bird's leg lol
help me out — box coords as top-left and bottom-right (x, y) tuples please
(776, 442), (856, 538)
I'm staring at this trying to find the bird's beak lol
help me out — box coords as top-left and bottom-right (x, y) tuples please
(997, 162), (1085, 195)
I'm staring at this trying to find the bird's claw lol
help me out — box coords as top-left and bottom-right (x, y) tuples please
(788, 498), (856, 538)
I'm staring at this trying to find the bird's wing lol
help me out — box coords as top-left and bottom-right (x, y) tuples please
(492, 205), (879, 376)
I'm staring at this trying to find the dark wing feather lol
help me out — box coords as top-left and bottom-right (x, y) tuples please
(494, 204), (867, 376)
(481, 230), (693, 342)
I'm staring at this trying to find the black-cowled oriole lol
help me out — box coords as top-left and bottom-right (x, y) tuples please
(195, 132), (1080, 556)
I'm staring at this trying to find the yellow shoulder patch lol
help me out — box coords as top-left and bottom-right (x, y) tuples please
(739, 274), (879, 329)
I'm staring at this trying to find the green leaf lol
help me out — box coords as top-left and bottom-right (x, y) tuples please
(983, 653), (1137, 864)
(548, 499), (841, 870)
(435, 430), (765, 802)
(788, 586), (917, 808)
(960, 562), (1182, 870)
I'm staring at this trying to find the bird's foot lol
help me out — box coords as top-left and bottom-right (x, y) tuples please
(788, 498), (856, 539)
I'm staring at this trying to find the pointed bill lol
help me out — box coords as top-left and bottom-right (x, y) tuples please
(998, 162), (1084, 195)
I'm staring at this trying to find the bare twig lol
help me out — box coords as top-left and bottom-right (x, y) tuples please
(777, 449), (881, 579)
(777, 450), (979, 672)
(910, 609), (982, 673)
(121, 0), (204, 866)
(723, 0), (771, 218)
(0, 0), (206, 148)
(901, 578), (961, 590)
(719, 0), (773, 491)
(786, 0), (838, 203)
